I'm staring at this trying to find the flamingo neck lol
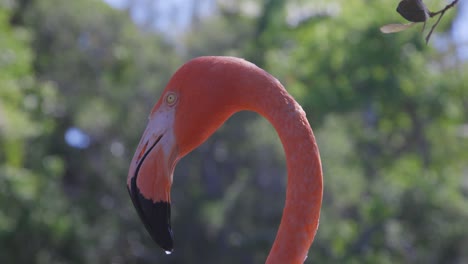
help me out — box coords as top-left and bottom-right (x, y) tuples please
(248, 80), (323, 264)
(171, 57), (323, 263)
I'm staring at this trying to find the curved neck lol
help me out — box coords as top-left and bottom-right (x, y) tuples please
(267, 106), (322, 264)
(171, 57), (323, 263)
(218, 59), (323, 263)
(247, 78), (323, 264)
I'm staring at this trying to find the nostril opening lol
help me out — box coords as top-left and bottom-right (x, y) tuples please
(135, 135), (162, 165)
(137, 141), (149, 162)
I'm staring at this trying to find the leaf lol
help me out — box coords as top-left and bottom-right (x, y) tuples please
(397, 0), (429, 22)
(380, 23), (415, 33)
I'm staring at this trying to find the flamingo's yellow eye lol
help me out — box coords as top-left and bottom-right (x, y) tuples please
(166, 92), (177, 106)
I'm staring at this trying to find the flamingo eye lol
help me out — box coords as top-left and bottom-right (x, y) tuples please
(165, 92), (177, 106)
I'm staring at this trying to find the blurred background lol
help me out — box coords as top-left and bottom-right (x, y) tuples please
(1, 0), (468, 263)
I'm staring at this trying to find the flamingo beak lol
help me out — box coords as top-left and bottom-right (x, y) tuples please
(127, 133), (175, 253)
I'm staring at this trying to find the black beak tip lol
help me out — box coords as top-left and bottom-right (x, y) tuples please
(149, 215), (174, 252)
(128, 183), (175, 253)
(139, 199), (174, 252)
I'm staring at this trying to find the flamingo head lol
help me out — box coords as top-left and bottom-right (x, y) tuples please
(126, 89), (178, 252)
(127, 57), (245, 253)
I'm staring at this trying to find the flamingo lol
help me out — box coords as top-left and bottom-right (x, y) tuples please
(127, 56), (323, 264)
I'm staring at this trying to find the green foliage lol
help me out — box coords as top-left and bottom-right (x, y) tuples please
(0, 6), (85, 264)
(1, 0), (467, 263)
(260, 1), (468, 263)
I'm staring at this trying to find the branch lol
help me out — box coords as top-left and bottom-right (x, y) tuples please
(429, 0), (459, 17)
(425, 0), (459, 43)
(380, 0), (460, 44)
